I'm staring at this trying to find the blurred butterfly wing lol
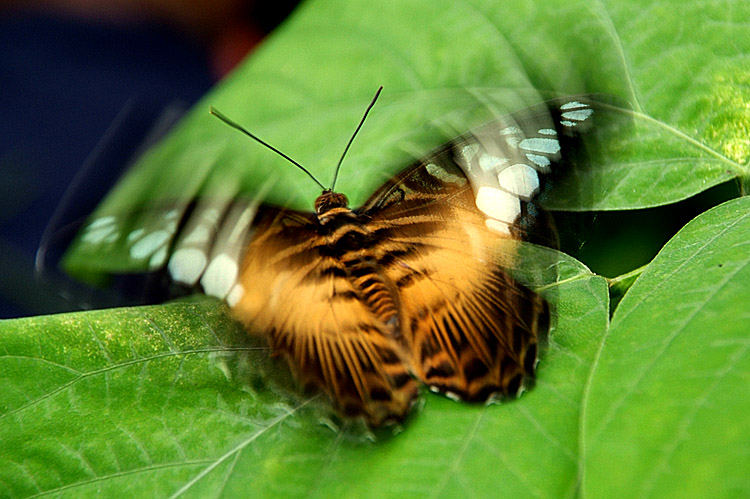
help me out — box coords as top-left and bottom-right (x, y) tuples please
(230, 207), (418, 425)
(358, 96), (601, 398)
(362, 155), (547, 401)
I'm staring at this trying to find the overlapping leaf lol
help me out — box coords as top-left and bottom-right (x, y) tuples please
(582, 197), (750, 497)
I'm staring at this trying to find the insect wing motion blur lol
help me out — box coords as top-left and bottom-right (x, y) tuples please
(154, 89), (598, 425)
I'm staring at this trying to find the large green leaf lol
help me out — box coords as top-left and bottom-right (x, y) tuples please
(61, 0), (748, 276)
(1, 257), (608, 497)
(582, 196), (750, 497)
(5, 0), (747, 496)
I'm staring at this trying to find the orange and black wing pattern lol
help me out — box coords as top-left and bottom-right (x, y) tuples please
(230, 208), (419, 426)
(360, 157), (546, 402)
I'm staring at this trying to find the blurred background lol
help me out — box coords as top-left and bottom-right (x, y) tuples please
(0, 0), (299, 317)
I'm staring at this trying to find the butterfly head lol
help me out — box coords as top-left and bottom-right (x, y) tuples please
(315, 190), (350, 222)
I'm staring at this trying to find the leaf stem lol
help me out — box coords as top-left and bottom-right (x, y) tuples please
(606, 263), (649, 288)
(739, 173), (750, 197)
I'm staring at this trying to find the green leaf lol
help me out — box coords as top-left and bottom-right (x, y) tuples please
(8, 0), (747, 496)
(1, 261), (608, 497)
(581, 197), (750, 497)
(61, 0), (748, 277)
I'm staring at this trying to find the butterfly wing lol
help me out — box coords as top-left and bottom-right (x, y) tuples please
(230, 207), (419, 426)
(356, 98), (595, 400)
(360, 159), (546, 401)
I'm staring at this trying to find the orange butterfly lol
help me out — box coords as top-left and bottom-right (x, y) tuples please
(168, 88), (597, 426)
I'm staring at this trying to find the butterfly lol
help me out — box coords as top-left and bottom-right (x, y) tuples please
(179, 88), (599, 426)
(71, 87), (599, 426)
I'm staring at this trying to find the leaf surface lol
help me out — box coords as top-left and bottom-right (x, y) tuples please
(581, 197), (750, 497)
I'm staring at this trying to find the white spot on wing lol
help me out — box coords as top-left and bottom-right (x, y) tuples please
(168, 248), (208, 285)
(127, 227), (145, 243)
(226, 283), (245, 307)
(478, 154), (508, 172)
(461, 143), (479, 162)
(130, 230), (170, 259)
(485, 218), (511, 235)
(560, 101), (586, 110)
(538, 128), (557, 136)
(561, 120), (576, 127)
(203, 208), (220, 224)
(519, 137), (560, 155)
(445, 391), (461, 402)
(183, 224), (211, 245)
(497, 164), (540, 200)
(561, 109), (593, 122)
(225, 203), (261, 246)
(149, 245), (168, 268)
(475, 186), (521, 224)
(82, 217), (118, 244)
(525, 153), (551, 170)
(201, 253), (239, 299)
(500, 126), (523, 147)
(86, 216), (115, 229)
(425, 163), (465, 184)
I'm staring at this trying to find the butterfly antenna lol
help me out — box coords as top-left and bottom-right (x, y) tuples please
(209, 107), (326, 190)
(330, 86), (383, 191)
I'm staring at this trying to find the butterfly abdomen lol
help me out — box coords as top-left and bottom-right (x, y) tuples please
(318, 213), (404, 336)
(344, 259), (401, 332)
